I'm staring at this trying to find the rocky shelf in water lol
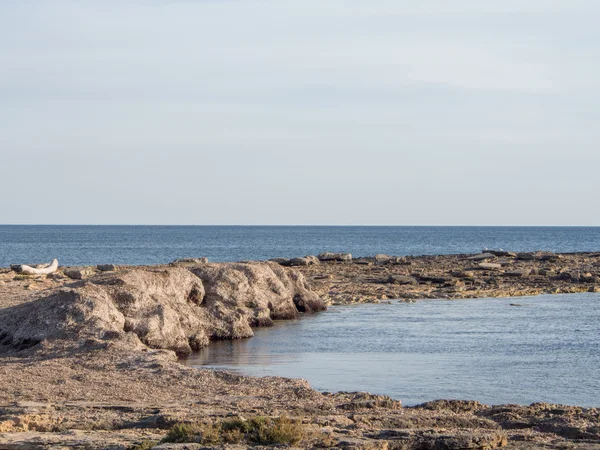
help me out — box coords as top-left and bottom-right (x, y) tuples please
(0, 254), (599, 449)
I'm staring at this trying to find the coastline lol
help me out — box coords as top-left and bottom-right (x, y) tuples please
(0, 253), (599, 449)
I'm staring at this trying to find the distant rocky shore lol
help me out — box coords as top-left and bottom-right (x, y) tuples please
(276, 250), (600, 304)
(0, 253), (599, 449)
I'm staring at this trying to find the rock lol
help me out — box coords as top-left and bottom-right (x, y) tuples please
(483, 250), (517, 257)
(453, 271), (475, 278)
(444, 279), (465, 287)
(374, 254), (393, 264)
(580, 273), (600, 283)
(170, 258), (209, 266)
(271, 256), (320, 267)
(392, 256), (411, 265)
(353, 258), (373, 265)
(558, 271), (581, 282)
(190, 262), (326, 323)
(317, 252), (352, 262)
(387, 275), (418, 286)
(517, 251), (561, 261)
(96, 264), (117, 272)
(64, 267), (94, 280)
(535, 251), (562, 261)
(286, 256), (321, 266)
(289, 257), (311, 266)
(504, 269), (531, 277)
(467, 253), (496, 261)
(419, 274), (452, 284)
(477, 263), (502, 270)
(269, 258), (290, 265)
(0, 263), (326, 356)
(516, 252), (536, 261)
(495, 258), (514, 266)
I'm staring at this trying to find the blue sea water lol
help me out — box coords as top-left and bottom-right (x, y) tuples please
(1, 225), (599, 267)
(184, 294), (600, 407)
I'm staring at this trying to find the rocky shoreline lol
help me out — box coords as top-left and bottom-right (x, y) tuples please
(0, 253), (599, 449)
(281, 250), (600, 304)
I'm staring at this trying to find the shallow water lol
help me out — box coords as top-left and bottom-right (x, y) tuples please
(2, 225), (600, 266)
(183, 294), (600, 407)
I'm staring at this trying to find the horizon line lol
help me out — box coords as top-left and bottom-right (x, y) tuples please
(1, 224), (600, 228)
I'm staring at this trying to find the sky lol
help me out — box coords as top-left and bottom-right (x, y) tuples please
(1, 1), (599, 225)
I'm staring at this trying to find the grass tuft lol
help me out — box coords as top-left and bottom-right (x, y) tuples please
(129, 440), (158, 450)
(162, 415), (305, 446)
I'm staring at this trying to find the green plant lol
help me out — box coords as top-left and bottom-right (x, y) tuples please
(252, 416), (304, 445)
(129, 440), (158, 450)
(162, 423), (203, 443)
(162, 416), (305, 446)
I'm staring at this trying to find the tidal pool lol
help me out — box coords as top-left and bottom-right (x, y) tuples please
(182, 293), (600, 406)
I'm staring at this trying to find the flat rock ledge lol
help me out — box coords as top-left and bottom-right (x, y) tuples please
(0, 256), (599, 449)
(282, 251), (600, 305)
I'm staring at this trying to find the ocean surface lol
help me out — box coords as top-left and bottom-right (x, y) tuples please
(183, 294), (600, 407)
(1, 225), (599, 267)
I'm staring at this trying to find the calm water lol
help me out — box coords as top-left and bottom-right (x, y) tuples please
(1, 225), (600, 267)
(183, 294), (600, 407)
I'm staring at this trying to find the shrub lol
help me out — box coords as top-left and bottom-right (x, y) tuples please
(162, 416), (305, 446)
(129, 440), (158, 450)
(162, 423), (203, 443)
(252, 416), (304, 445)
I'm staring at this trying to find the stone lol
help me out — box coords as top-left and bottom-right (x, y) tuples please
(317, 252), (352, 262)
(504, 269), (531, 277)
(558, 271), (581, 282)
(97, 264), (117, 272)
(170, 258), (209, 266)
(419, 274), (453, 284)
(453, 271), (476, 278)
(374, 254), (393, 264)
(392, 256), (411, 265)
(272, 256), (320, 267)
(483, 250), (517, 257)
(387, 275), (418, 286)
(64, 267), (94, 280)
(353, 258), (373, 265)
(477, 263), (502, 270)
(516, 252), (536, 261)
(518, 251), (561, 261)
(495, 258), (514, 266)
(467, 253), (496, 261)
(580, 273), (600, 283)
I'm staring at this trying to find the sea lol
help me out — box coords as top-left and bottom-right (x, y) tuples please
(183, 294), (600, 407)
(2, 225), (599, 406)
(1, 225), (599, 267)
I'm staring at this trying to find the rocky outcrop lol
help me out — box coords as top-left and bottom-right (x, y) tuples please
(293, 251), (600, 304)
(0, 263), (326, 356)
(190, 262), (325, 326)
(64, 266), (94, 279)
(270, 255), (321, 267)
(318, 252), (352, 262)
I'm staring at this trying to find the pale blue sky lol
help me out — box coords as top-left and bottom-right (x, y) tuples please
(1, 1), (599, 225)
